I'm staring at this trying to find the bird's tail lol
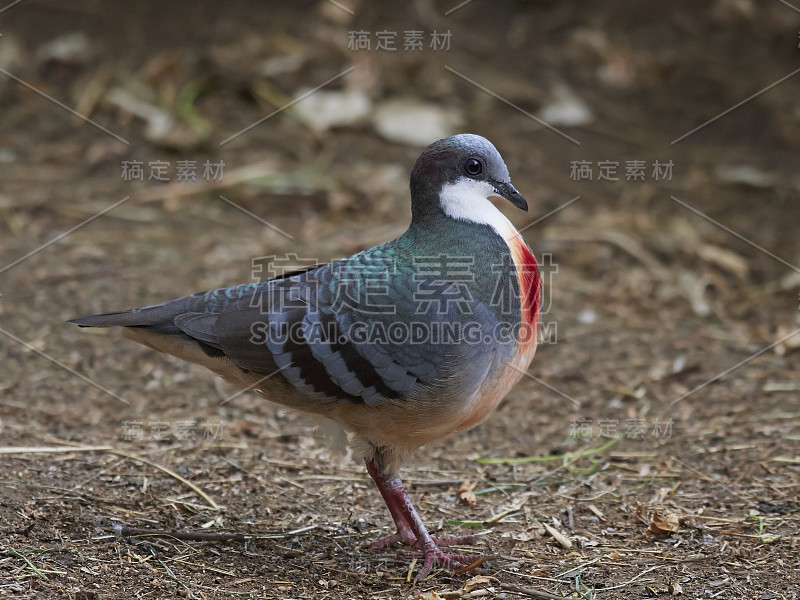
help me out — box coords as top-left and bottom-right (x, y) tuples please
(68, 294), (205, 334)
(68, 291), (235, 370)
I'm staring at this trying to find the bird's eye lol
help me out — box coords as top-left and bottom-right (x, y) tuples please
(463, 158), (483, 177)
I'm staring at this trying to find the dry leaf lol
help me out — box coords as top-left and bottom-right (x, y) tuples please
(774, 325), (800, 356)
(587, 504), (607, 521)
(678, 271), (712, 317)
(543, 523), (573, 549)
(462, 575), (499, 593)
(697, 243), (749, 279)
(530, 570), (548, 577)
(457, 480), (477, 506)
(502, 529), (537, 542)
(454, 556), (486, 574)
(645, 508), (680, 536)
(669, 580), (683, 595)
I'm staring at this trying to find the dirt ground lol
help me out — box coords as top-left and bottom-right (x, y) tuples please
(2, 1), (800, 598)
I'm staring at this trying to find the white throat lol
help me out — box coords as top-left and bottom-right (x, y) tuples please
(438, 177), (517, 242)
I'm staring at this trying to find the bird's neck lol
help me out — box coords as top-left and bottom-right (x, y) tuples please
(410, 178), (518, 244)
(407, 184), (525, 257)
(438, 179), (519, 241)
(406, 183), (541, 327)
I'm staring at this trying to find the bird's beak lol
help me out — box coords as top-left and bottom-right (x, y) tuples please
(491, 180), (528, 212)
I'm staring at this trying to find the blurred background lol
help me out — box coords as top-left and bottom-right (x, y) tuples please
(1, 1), (799, 597)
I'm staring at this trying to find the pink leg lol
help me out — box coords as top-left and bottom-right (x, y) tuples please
(365, 458), (480, 582)
(369, 494), (416, 549)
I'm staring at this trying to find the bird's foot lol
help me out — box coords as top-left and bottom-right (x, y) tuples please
(374, 531), (480, 580)
(369, 523), (417, 550)
(404, 539), (481, 581)
(371, 528), (477, 551)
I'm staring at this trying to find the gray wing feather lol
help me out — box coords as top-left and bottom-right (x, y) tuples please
(71, 257), (508, 408)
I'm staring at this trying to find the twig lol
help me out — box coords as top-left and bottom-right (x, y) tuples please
(594, 565), (662, 591)
(108, 449), (220, 511)
(6, 547), (48, 580)
(485, 505), (523, 524)
(118, 524), (318, 542)
(147, 546), (196, 599)
(121, 527), (246, 542)
(500, 583), (565, 599)
(0, 445), (220, 511)
(406, 557), (417, 583)
(0, 445), (113, 454)
(187, 581), (267, 596)
(478, 438), (618, 465)
(554, 556), (600, 579)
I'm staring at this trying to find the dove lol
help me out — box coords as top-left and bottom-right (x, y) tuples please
(71, 133), (541, 581)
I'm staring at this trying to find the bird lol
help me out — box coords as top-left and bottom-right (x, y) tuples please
(70, 133), (542, 582)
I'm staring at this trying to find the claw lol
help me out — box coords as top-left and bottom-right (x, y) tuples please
(418, 543), (477, 580)
(369, 528), (416, 550)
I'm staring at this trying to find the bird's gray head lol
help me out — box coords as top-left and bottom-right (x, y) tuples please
(409, 133), (527, 226)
